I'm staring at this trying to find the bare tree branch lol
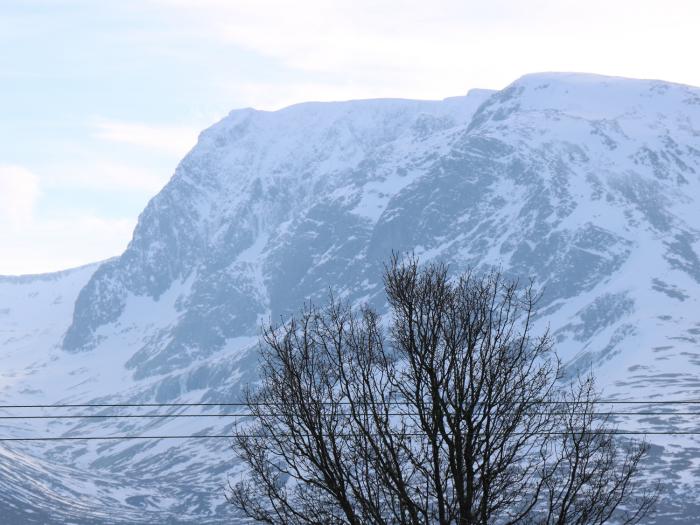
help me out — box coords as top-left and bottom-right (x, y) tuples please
(228, 255), (658, 524)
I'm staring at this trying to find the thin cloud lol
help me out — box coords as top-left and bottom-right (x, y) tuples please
(93, 119), (200, 156)
(0, 165), (136, 275)
(147, 0), (700, 91)
(0, 213), (135, 276)
(0, 165), (40, 228)
(46, 160), (172, 193)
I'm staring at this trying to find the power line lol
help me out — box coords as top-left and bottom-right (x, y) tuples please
(0, 435), (235, 442)
(4, 402), (700, 442)
(0, 413), (251, 419)
(4, 400), (700, 409)
(0, 402), (253, 409)
(3, 430), (700, 442)
(2, 411), (700, 420)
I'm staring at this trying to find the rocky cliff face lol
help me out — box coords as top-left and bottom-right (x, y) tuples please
(1, 72), (700, 523)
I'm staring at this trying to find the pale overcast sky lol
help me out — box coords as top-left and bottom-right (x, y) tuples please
(1, 0), (699, 275)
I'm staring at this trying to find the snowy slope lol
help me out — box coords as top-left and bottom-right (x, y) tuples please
(1, 73), (700, 522)
(0, 264), (100, 402)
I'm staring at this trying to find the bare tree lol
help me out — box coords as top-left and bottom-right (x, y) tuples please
(228, 256), (657, 524)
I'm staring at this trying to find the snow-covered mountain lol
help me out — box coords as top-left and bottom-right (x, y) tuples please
(1, 72), (700, 523)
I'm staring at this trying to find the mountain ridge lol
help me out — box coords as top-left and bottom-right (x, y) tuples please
(1, 71), (700, 523)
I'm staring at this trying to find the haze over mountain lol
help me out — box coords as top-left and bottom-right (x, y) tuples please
(1, 72), (699, 523)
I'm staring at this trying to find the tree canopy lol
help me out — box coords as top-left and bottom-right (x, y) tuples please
(229, 256), (657, 524)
